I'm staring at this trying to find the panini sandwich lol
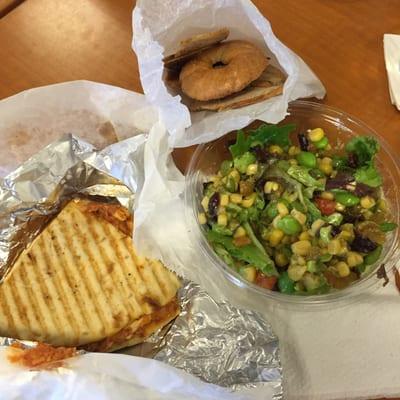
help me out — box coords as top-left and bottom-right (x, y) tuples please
(0, 199), (180, 352)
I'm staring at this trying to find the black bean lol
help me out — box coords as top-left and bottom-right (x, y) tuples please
(298, 133), (309, 151)
(313, 190), (323, 198)
(331, 225), (341, 237)
(350, 233), (378, 253)
(255, 177), (267, 193)
(250, 145), (270, 162)
(342, 212), (365, 224)
(347, 152), (358, 168)
(208, 192), (220, 220)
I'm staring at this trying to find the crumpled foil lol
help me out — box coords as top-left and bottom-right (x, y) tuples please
(0, 135), (282, 398)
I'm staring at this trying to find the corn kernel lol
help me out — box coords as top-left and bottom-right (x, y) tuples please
(269, 228), (284, 246)
(308, 128), (325, 142)
(240, 266), (257, 283)
(201, 196), (209, 211)
(291, 209), (307, 225)
(335, 202), (345, 212)
(288, 158), (298, 166)
(272, 215), (282, 228)
(321, 157), (333, 165)
(230, 193), (242, 204)
(242, 194), (256, 208)
(218, 206), (226, 214)
(269, 145), (283, 155)
(246, 163), (258, 175)
(277, 202), (289, 216)
(319, 162), (333, 175)
(264, 181), (278, 194)
(220, 194), (229, 207)
(288, 265), (307, 281)
(377, 198), (387, 211)
(320, 191), (334, 200)
(198, 212), (207, 225)
(292, 255), (306, 265)
(217, 213), (228, 226)
(360, 196), (376, 209)
(299, 231), (310, 241)
(327, 239), (341, 255)
(229, 169), (240, 183)
(311, 219), (325, 235)
(363, 210), (373, 219)
(291, 240), (312, 256)
(347, 251), (364, 267)
(339, 230), (353, 242)
(288, 146), (300, 156)
(275, 252), (289, 267)
(234, 226), (246, 238)
(337, 261), (350, 277)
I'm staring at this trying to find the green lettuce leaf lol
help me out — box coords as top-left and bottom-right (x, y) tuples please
(229, 124), (296, 158)
(207, 230), (278, 277)
(354, 163), (382, 187)
(345, 137), (379, 166)
(287, 165), (325, 190)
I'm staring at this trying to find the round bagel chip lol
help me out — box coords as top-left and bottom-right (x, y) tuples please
(187, 64), (286, 112)
(163, 27), (229, 69)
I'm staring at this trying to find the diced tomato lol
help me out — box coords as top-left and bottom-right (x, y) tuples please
(255, 272), (277, 290)
(314, 198), (336, 216)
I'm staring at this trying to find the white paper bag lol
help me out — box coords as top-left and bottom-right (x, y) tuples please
(132, 0), (325, 148)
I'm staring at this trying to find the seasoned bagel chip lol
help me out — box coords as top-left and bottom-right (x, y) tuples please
(163, 27), (229, 69)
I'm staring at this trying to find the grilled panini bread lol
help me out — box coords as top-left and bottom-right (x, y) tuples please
(0, 199), (180, 352)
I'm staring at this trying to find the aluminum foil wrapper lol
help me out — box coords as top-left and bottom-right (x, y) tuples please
(118, 281), (282, 398)
(0, 134), (282, 398)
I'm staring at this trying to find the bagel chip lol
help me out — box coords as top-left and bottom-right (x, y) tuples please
(188, 65), (286, 112)
(163, 27), (229, 69)
(0, 199), (180, 352)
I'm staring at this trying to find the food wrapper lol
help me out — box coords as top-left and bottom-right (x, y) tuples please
(132, 0), (326, 147)
(0, 80), (158, 177)
(0, 83), (282, 399)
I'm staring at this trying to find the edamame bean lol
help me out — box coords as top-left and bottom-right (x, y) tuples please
(277, 216), (302, 235)
(314, 136), (329, 149)
(265, 201), (278, 219)
(364, 245), (382, 265)
(334, 191), (360, 207)
(296, 151), (317, 168)
(278, 271), (295, 294)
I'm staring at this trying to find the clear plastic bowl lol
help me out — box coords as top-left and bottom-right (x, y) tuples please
(185, 100), (400, 306)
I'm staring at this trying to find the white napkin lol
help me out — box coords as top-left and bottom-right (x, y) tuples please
(135, 124), (400, 400)
(0, 351), (261, 400)
(132, 0), (325, 148)
(383, 34), (400, 110)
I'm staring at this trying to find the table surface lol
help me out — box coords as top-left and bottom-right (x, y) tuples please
(0, 1), (398, 398)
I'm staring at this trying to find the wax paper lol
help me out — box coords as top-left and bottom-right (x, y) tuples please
(0, 80), (158, 177)
(132, 0), (325, 147)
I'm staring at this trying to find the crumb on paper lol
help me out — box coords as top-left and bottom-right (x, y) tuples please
(7, 342), (77, 369)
